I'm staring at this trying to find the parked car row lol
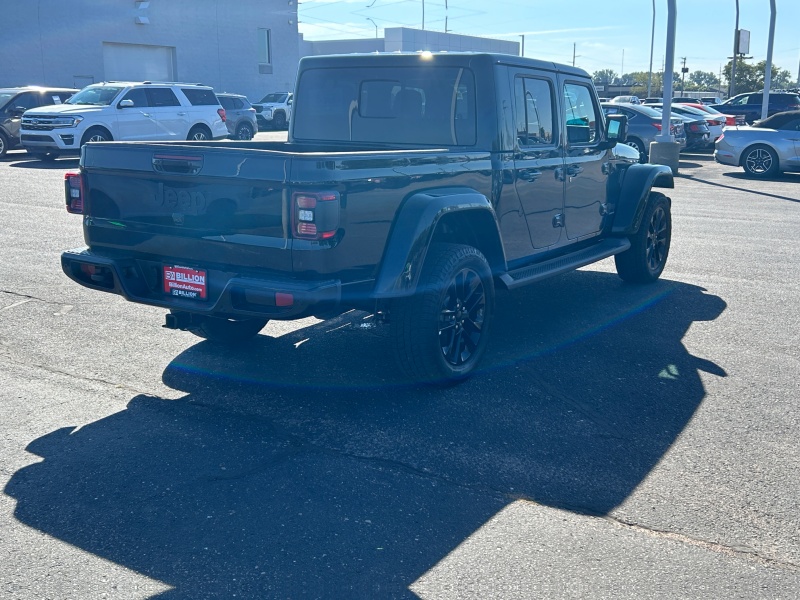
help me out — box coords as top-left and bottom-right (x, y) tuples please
(0, 86), (78, 157)
(0, 81), (291, 161)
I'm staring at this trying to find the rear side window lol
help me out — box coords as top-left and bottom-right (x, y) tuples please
(218, 96), (234, 110)
(294, 66), (477, 146)
(182, 88), (219, 106)
(148, 88), (181, 107)
(514, 76), (556, 147)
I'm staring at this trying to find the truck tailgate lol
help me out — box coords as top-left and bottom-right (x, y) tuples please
(81, 142), (292, 272)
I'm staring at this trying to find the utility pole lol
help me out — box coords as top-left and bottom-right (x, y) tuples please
(520, 35), (525, 57)
(572, 43), (580, 67)
(730, 0), (740, 97)
(648, 0), (655, 98)
(680, 57), (687, 94)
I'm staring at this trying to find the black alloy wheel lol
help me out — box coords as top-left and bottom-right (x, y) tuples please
(615, 192), (671, 283)
(391, 243), (495, 384)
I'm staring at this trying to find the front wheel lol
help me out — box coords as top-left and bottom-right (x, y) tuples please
(742, 144), (779, 178)
(273, 112), (287, 130)
(187, 316), (269, 344)
(615, 192), (671, 283)
(80, 127), (112, 146)
(391, 243), (495, 384)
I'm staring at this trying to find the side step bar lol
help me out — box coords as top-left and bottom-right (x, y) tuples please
(498, 238), (631, 290)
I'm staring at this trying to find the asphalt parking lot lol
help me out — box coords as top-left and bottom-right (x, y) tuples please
(1, 140), (799, 599)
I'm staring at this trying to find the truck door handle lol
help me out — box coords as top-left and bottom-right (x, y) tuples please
(566, 165), (583, 177)
(177, 112), (187, 116)
(518, 169), (541, 182)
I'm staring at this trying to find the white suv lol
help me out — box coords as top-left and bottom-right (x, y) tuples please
(20, 81), (229, 160)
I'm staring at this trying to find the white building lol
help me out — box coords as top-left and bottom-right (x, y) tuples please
(301, 28), (519, 58)
(1, 2), (518, 102)
(0, 0), (299, 101)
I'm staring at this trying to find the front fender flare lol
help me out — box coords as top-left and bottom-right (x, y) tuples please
(372, 188), (500, 299)
(612, 163), (674, 236)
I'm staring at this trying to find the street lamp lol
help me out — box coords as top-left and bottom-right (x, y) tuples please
(366, 17), (378, 38)
(648, 0), (655, 98)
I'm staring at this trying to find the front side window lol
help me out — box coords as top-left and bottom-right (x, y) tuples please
(121, 88), (149, 107)
(563, 83), (600, 145)
(514, 76), (555, 147)
(9, 92), (38, 111)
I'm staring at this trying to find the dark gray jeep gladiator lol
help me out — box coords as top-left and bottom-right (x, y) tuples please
(62, 52), (673, 383)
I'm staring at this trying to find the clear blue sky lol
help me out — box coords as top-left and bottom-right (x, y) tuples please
(298, 0), (800, 81)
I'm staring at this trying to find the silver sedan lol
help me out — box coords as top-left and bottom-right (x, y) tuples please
(715, 110), (800, 178)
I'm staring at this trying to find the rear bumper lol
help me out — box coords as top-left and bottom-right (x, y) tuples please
(61, 247), (341, 320)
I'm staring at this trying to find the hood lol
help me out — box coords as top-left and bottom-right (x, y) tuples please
(23, 103), (105, 116)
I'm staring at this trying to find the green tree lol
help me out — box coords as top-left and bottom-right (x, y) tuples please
(688, 70), (720, 90)
(724, 59), (792, 92)
(592, 69), (618, 85)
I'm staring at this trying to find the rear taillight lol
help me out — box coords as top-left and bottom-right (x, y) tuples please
(717, 133), (725, 142)
(651, 122), (662, 131)
(292, 191), (340, 240)
(64, 171), (84, 214)
(217, 107), (226, 122)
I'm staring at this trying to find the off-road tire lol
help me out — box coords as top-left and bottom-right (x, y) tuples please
(615, 192), (671, 283)
(391, 243), (495, 384)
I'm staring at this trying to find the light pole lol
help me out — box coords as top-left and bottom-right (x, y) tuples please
(730, 0), (740, 97)
(761, 0), (776, 121)
(366, 17), (378, 38)
(648, 0), (655, 98)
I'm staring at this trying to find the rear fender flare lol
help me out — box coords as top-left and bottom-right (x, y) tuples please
(611, 164), (674, 235)
(373, 189), (504, 298)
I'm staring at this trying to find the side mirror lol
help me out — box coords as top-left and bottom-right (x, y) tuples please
(288, 98), (293, 106)
(9, 106), (27, 117)
(606, 114), (628, 144)
(118, 99), (134, 109)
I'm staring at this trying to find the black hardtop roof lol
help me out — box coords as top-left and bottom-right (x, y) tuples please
(298, 52), (590, 79)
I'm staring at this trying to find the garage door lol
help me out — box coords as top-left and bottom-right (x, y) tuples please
(103, 42), (175, 81)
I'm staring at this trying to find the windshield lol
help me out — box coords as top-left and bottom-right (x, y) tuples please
(259, 93), (287, 103)
(66, 86), (124, 106)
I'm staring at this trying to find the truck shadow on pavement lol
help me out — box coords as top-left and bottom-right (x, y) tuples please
(6, 271), (726, 598)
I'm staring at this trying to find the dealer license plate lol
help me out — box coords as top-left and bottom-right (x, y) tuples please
(163, 265), (207, 300)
